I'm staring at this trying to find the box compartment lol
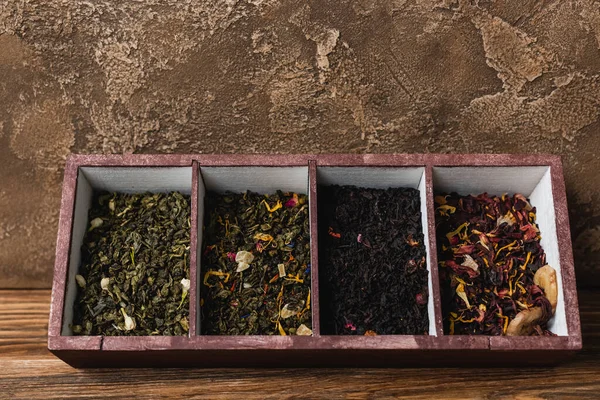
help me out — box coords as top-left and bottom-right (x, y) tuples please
(61, 166), (194, 337)
(196, 165), (314, 335)
(315, 166), (439, 336)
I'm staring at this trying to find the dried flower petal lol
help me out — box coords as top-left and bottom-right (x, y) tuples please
(89, 217), (103, 231)
(435, 195), (448, 205)
(456, 283), (471, 309)
(284, 193), (299, 208)
(407, 234), (419, 247)
(100, 277), (110, 291)
(277, 321), (287, 336)
(253, 233), (274, 242)
(262, 199), (283, 213)
(180, 278), (191, 292)
(497, 212), (516, 227)
(437, 205), (456, 216)
(280, 303), (300, 319)
(344, 321), (357, 331)
(121, 308), (136, 331)
(461, 254), (479, 272)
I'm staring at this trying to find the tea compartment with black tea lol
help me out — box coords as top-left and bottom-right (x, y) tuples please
(316, 167), (436, 336)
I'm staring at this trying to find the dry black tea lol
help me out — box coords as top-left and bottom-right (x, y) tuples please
(72, 191), (191, 336)
(318, 185), (429, 335)
(435, 192), (558, 336)
(201, 190), (311, 335)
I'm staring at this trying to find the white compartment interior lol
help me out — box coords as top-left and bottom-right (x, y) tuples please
(200, 167), (308, 194)
(62, 167), (192, 336)
(197, 166), (310, 333)
(432, 166), (566, 336)
(317, 167), (436, 336)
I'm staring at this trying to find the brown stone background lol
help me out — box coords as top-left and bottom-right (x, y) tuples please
(0, 0), (599, 288)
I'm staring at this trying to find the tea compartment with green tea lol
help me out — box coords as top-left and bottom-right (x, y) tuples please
(316, 167), (434, 336)
(63, 167), (193, 337)
(197, 166), (312, 336)
(432, 166), (566, 337)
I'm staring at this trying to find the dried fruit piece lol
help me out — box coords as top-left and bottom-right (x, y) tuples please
(506, 307), (544, 336)
(278, 263), (286, 278)
(236, 262), (251, 273)
(534, 265), (558, 313)
(280, 303), (301, 319)
(296, 324), (313, 336)
(235, 251), (254, 264)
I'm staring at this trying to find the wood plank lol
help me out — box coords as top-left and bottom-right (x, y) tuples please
(1, 289), (599, 399)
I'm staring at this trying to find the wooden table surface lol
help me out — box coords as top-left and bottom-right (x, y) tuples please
(1, 289), (599, 399)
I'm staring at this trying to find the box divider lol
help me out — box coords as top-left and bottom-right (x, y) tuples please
(425, 164), (444, 337)
(189, 161), (199, 337)
(308, 160), (320, 336)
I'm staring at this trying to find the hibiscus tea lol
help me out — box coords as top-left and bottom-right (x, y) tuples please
(435, 192), (558, 336)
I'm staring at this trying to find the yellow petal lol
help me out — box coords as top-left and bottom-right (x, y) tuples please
(456, 283), (471, 309)
(253, 233), (274, 242)
(263, 199), (283, 213)
(277, 321), (287, 336)
(446, 222), (469, 241)
(437, 205), (456, 216)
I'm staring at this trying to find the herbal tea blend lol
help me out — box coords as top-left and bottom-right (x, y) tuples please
(201, 191), (311, 335)
(435, 193), (558, 336)
(318, 185), (429, 335)
(72, 192), (191, 336)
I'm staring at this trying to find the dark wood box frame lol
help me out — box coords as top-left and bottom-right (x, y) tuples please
(48, 154), (581, 367)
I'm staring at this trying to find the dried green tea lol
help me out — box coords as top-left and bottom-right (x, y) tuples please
(201, 190), (311, 335)
(318, 185), (429, 335)
(435, 192), (558, 336)
(72, 191), (191, 336)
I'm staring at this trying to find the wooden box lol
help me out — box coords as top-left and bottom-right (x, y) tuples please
(48, 154), (581, 367)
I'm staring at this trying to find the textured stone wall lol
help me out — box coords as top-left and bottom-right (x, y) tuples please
(1, 0), (599, 288)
